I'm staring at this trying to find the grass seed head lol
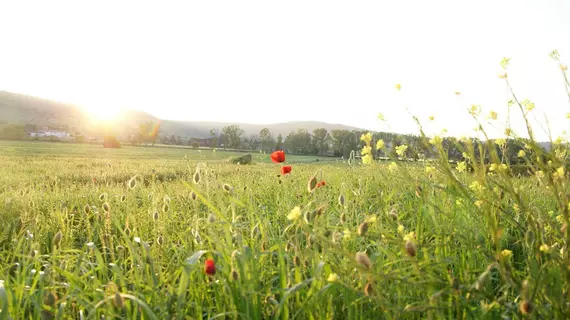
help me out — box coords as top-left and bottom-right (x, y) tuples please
(99, 194), (105, 201)
(389, 208), (398, 220)
(153, 211), (160, 220)
(294, 255), (301, 267)
(223, 183), (234, 193)
(162, 203), (169, 213)
(231, 269), (239, 281)
(208, 214), (216, 223)
(355, 252), (372, 270)
(83, 204), (90, 214)
(156, 236), (164, 245)
(190, 191), (197, 201)
(120, 195), (126, 202)
(102, 203), (110, 212)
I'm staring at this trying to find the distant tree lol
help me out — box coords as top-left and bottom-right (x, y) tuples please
(276, 134), (283, 151)
(244, 134), (261, 150)
(191, 139), (200, 149)
(75, 135), (85, 143)
(331, 129), (357, 158)
(312, 128), (328, 156)
(259, 128), (275, 152)
(103, 135), (121, 148)
(0, 124), (27, 140)
(284, 129), (312, 155)
(222, 125), (244, 149)
(209, 128), (219, 148)
(137, 121), (160, 145)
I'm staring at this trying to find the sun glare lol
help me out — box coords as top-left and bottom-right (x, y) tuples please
(81, 103), (123, 122)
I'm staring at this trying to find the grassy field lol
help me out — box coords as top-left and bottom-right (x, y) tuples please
(0, 138), (568, 319)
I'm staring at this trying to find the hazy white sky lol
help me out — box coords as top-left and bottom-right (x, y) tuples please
(1, 0), (569, 140)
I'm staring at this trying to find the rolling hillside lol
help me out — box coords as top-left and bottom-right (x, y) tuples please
(0, 90), (366, 138)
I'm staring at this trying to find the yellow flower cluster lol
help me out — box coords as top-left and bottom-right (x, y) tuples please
(360, 132), (374, 165)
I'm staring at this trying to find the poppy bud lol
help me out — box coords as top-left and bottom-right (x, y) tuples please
(364, 282), (374, 296)
(193, 171), (201, 184)
(355, 252), (372, 270)
(519, 300), (533, 315)
(113, 292), (124, 309)
(405, 240), (416, 257)
(338, 194), (345, 207)
(307, 175), (318, 193)
(53, 231), (63, 248)
(358, 222), (369, 236)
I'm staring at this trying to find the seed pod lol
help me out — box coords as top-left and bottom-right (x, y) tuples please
(153, 211), (160, 221)
(120, 195), (126, 202)
(208, 214), (216, 223)
(190, 191), (197, 201)
(358, 222), (369, 236)
(222, 183), (233, 193)
(340, 212), (346, 224)
(162, 203), (169, 213)
(83, 204), (91, 214)
(99, 194), (106, 201)
(128, 178), (137, 189)
(156, 236), (164, 245)
(102, 203), (110, 212)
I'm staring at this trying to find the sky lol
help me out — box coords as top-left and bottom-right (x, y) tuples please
(0, 0), (569, 141)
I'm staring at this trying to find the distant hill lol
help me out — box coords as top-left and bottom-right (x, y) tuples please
(0, 90), (366, 138)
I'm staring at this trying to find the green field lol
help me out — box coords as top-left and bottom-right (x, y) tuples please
(0, 139), (568, 319)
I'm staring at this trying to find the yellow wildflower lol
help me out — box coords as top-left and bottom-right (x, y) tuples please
(540, 244), (550, 253)
(518, 150), (526, 158)
(489, 111), (498, 120)
(474, 200), (484, 208)
(495, 138), (506, 147)
(376, 139), (385, 150)
(456, 161), (467, 173)
(425, 166), (435, 174)
(501, 249), (512, 258)
(397, 224), (405, 233)
(287, 206), (302, 221)
(388, 162), (398, 172)
(395, 83), (401, 91)
(429, 115), (434, 121)
(429, 135), (442, 145)
(395, 145), (408, 157)
(360, 133), (373, 144)
(403, 232), (415, 242)
(327, 273), (339, 282)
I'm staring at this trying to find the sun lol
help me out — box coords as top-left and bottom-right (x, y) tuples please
(81, 102), (123, 122)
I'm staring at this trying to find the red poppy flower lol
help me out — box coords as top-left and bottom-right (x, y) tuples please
(281, 165), (292, 175)
(270, 150), (286, 163)
(316, 180), (326, 188)
(204, 259), (216, 276)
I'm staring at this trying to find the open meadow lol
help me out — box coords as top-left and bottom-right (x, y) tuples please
(1, 137), (569, 319)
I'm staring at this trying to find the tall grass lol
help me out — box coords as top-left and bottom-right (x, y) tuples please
(0, 51), (569, 319)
